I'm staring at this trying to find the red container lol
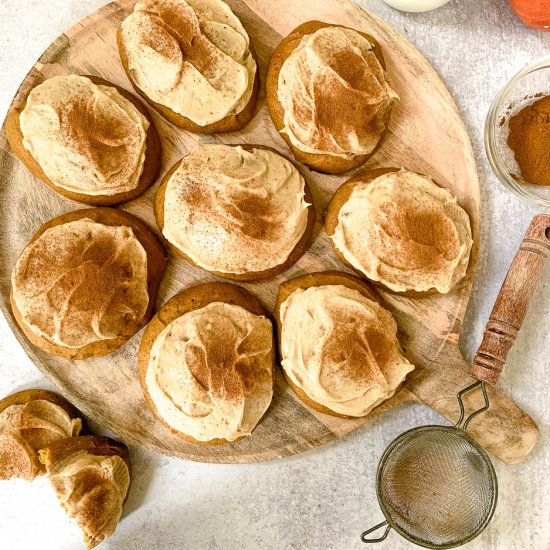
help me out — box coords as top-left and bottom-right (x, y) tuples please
(509, 0), (550, 30)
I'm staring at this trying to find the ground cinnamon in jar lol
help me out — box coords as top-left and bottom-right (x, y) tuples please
(507, 95), (550, 186)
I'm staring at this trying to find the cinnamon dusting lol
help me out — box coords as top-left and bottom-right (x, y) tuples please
(120, 0), (256, 126)
(11, 219), (149, 348)
(277, 26), (398, 158)
(279, 285), (414, 417)
(331, 170), (472, 294)
(162, 144), (309, 274)
(19, 75), (148, 196)
(41, 444), (129, 549)
(0, 399), (82, 481)
(145, 302), (274, 441)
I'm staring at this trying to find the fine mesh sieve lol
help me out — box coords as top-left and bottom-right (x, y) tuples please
(378, 427), (496, 547)
(362, 382), (496, 549)
(361, 215), (550, 548)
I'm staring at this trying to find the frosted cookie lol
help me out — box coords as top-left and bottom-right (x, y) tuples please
(139, 283), (274, 444)
(0, 389), (83, 481)
(39, 435), (131, 549)
(325, 167), (473, 295)
(11, 208), (166, 359)
(155, 143), (315, 280)
(275, 271), (414, 417)
(118, 0), (259, 132)
(267, 21), (397, 173)
(6, 75), (160, 205)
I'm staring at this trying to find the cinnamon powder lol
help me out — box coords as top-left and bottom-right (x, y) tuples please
(507, 95), (550, 186)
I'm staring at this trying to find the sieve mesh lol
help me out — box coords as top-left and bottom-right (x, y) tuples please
(377, 426), (497, 548)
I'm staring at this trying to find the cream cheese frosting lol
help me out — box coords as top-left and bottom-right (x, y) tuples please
(0, 434), (41, 481)
(0, 400), (81, 450)
(19, 75), (149, 196)
(120, 0), (257, 126)
(277, 26), (398, 159)
(11, 218), (149, 348)
(146, 302), (274, 441)
(331, 170), (473, 293)
(162, 144), (310, 274)
(0, 400), (82, 480)
(279, 285), (414, 417)
(47, 451), (129, 547)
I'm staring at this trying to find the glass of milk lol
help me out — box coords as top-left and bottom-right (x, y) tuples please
(382, 0), (451, 12)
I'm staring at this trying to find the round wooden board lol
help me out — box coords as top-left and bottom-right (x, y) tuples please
(0, 0), (483, 463)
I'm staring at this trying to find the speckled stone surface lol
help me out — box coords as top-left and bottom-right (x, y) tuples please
(0, 1), (549, 548)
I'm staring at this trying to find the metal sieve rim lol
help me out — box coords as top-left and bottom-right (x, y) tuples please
(375, 425), (498, 549)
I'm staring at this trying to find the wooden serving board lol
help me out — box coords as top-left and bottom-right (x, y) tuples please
(0, 0), (539, 464)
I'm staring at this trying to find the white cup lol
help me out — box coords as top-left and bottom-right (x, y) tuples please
(381, 0), (451, 12)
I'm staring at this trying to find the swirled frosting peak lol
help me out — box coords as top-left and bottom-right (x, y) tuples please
(331, 170), (473, 293)
(146, 302), (274, 441)
(277, 26), (398, 158)
(280, 285), (414, 417)
(162, 144), (310, 274)
(11, 218), (149, 348)
(120, 0), (257, 126)
(0, 400), (82, 480)
(46, 451), (129, 549)
(19, 75), (149, 196)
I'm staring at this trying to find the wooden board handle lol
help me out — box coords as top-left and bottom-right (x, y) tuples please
(471, 215), (550, 384)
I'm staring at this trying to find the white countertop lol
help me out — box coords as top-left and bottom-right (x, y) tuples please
(1, 1), (549, 549)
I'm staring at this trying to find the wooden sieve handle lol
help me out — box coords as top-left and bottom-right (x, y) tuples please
(471, 215), (550, 385)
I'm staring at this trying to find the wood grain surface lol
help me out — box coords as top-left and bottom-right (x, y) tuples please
(0, 0), (539, 464)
